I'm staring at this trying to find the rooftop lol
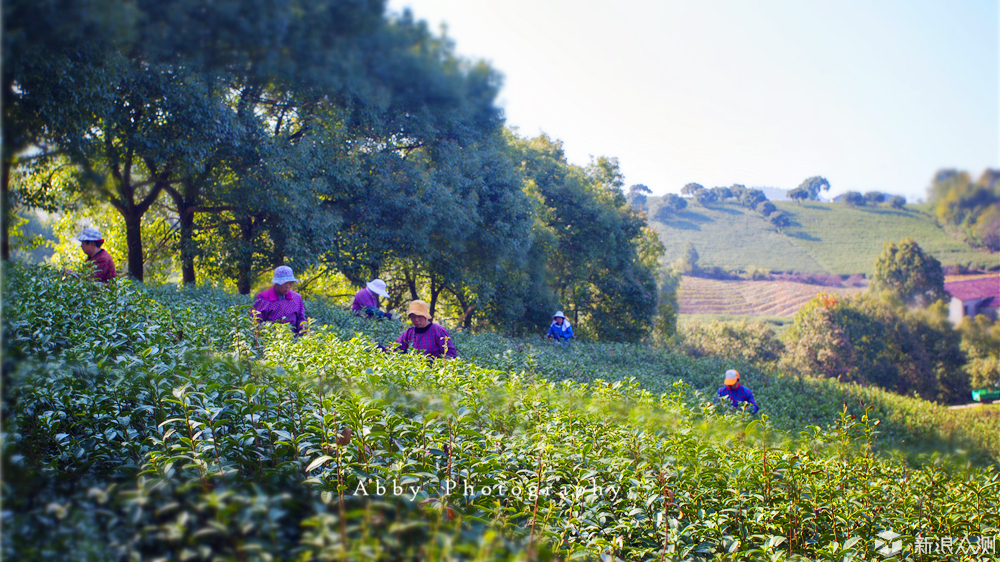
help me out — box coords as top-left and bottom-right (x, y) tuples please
(944, 275), (1000, 302)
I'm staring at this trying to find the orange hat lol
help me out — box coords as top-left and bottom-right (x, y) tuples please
(724, 369), (740, 385)
(406, 300), (432, 320)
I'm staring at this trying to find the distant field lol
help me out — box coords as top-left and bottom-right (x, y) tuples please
(676, 275), (865, 317)
(648, 198), (998, 274)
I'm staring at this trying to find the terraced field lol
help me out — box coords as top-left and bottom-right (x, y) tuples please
(677, 275), (865, 316)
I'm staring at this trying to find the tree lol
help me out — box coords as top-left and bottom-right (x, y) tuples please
(769, 211), (790, 233)
(651, 268), (681, 344)
(755, 201), (776, 216)
(681, 182), (703, 196)
(788, 187), (810, 205)
(2, 0), (138, 260)
(782, 293), (939, 400)
(711, 186), (732, 200)
(889, 195), (906, 209)
(514, 134), (662, 342)
(929, 168), (1000, 250)
(797, 176), (831, 200)
(693, 187), (717, 205)
(843, 191), (865, 207)
(738, 188), (767, 210)
(870, 238), (947, 307)
(865, 191), (886, 205)
(627, 184), (651, 210)
(653, 194), (686, 221)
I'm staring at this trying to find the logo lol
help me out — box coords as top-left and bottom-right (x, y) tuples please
(874, 530), (903, 557)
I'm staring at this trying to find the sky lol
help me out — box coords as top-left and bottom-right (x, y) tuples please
(386, 0), (998, 201)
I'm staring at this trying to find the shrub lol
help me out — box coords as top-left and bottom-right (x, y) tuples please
(679, 319), (785, 364)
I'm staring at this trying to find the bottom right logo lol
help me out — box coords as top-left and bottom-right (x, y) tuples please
(874, 530), (903, 557)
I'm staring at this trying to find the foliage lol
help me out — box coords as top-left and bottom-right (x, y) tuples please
(796, 176), (831, 200)
(5, 262), (1000, 562)
(843, 191), (865, 207)
(678, 320), (785, 364)
(626, 183), (651, 210)
(889, 195), (906, 209)
(870, 238), (947, 307)
(768, 211), (790, 232)
(929, 168), (1000, 250)
(755, 201), (776, 217)
(864, 191), (886, 205)
(692, 187), (717, 205)
(781, 292), (969, 404)
(513, 134), (662, 342)
(787, 187), (810, 204)
(680, 182), (703, 196)
(652, 193), (687, 221)
(651, 268), (682, 344)
(959, 315), (1000, 389)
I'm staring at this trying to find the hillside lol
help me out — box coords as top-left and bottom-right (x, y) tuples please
(5, 264), (1000, 560)
(648, 198), (997, 274)
(676, 276), (864, 317)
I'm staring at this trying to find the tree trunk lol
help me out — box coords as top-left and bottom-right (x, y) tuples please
(179, 206), (196, 284)
(236, 216), (255, 295)
(451, 288), (475, 330)
(429, 274), (443, 318)
(124, 210), (144, 281)
(404, 268), (419, 301)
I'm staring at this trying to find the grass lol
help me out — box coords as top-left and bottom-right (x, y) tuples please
(647, 198), (998, 274)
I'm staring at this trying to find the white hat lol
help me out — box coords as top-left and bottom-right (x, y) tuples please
(366, 278), (389, 298)
(553, 310), (565, 319)
(271, 265), (298, 285)
(76, 227), (103, 242)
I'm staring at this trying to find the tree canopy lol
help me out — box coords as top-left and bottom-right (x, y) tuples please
(4, 0), (664, 342)
(870, 238), (947, 307)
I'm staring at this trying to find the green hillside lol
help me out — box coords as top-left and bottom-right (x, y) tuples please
(648, 198), (997, 275)
(5, 263), (1000, 560)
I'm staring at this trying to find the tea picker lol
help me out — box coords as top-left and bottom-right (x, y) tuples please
(351, 278), (392, 320)
(717, 369), (759, 413)
(75, 227), (117, 283)
(253, 266), (308, 335)
(384, 300), (458, 358)
(546, 310), (574, 346)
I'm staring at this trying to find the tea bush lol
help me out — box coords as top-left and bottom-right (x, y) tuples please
(4, 263), (1000, 561)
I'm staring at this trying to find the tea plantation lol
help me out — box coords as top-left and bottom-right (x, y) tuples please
(4, 263), (999, 561)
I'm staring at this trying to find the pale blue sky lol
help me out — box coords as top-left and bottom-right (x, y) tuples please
(387, 0), (998, 201)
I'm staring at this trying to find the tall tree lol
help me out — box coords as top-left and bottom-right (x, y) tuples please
(797, 176), (831, 200)
(515, 134), (661, 341)
(870, 238), (947, 307)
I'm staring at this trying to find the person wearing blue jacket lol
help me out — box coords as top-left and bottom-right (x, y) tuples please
(717, 369), (759, 413)
(546, 311), (574, 346)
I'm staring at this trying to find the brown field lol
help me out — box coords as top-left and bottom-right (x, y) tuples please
(677, 276), (865, 317)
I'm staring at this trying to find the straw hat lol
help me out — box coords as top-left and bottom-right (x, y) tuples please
(406, 300), (432, 320)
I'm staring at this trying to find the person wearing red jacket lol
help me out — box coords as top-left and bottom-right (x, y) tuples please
(76, 227), (116, 283)
(392, 300), (457, 358)
(253, 266), (308, 334)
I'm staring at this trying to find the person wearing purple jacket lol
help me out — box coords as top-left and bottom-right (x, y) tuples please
(351, 278), (392, 320)
(253, 266), (308, 334)
(393, 300), (457, 358)
(717, 369), (759, 413)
